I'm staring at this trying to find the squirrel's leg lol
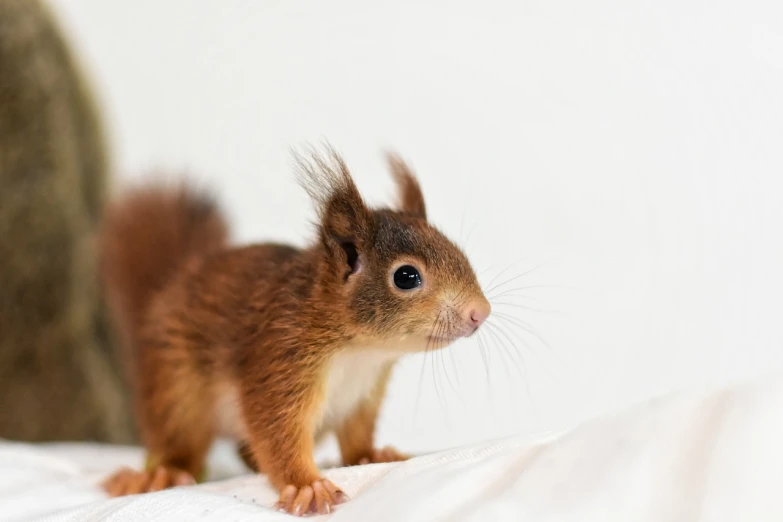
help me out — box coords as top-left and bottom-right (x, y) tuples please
(335, 364), (410, 466)
(240, 363), (348, 516)
(237, 440), (260, 473)
(102, 331), (215, 496)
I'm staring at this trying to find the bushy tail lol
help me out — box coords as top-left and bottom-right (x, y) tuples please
(98, 184), (228, 356)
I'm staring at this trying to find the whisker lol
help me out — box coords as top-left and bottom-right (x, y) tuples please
(414, 311), (443, 420)
(430, 314), (446, 414)
(447, 333), (462, 391)
(477, 265), (496, 277)
(437, 317), (458, 397)
(451, 287), (469, 310)
(458, 209), (468, 247)
(481, 322), (517, 390)
(483, 259), (526, 293)
(484, 321), (527, 384)
(485, 265), (545, 296)
(487, 315), (535, 355)
(474, 331), (494, 407)
(462, 216), (481, 253)
(486, 288), (546, 302)
(490, 301), (562, 315)
(491, 311), (552, 350)
(495, 314), (565, 387)
(493, 321), (533, 400)
(489, 284), (577, 301)
(475, 330), (490, 383)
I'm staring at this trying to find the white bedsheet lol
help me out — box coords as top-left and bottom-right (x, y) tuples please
(3, 372), (782, 522)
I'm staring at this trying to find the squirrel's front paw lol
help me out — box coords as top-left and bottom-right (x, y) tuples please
(276, 478), (348, 516)
(102, 466), (196, 496)
(358, 445), (410, 465)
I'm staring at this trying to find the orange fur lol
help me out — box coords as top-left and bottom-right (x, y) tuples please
(98, 147), (490, 516)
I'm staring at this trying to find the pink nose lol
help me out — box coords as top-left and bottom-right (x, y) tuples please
(464, 298), (491, 330)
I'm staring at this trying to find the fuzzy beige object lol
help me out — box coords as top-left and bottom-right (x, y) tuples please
(0, 0), (135, 443)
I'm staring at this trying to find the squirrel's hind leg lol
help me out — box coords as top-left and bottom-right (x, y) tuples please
(103, 330), (216, 496)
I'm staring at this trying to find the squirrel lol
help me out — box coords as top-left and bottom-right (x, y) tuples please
(98, 147), (491, 516)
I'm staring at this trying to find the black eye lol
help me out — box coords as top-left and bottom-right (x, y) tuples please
(393, 265), (422, 290)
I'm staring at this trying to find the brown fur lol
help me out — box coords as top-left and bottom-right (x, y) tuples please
(99, 146), (490, 515)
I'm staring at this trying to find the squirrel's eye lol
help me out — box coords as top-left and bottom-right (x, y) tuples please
(393, 265), (422, 290)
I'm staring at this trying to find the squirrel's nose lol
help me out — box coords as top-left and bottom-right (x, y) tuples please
(463, 298), (491, 330)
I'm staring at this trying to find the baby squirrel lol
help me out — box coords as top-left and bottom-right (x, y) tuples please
(99, 147), (491, 516)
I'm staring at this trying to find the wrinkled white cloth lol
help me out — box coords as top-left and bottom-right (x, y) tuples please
(3, 372), (782, 522)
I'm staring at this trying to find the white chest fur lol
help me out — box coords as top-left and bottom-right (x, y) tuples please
(318, 349), (401, 430)
(214, 382), (248, 440)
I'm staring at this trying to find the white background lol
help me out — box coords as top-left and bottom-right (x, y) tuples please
(51, 0), (783, 455)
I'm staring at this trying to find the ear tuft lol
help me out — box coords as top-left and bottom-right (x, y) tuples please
(386, 152), (427, 219)
(293, 142), (373, 251)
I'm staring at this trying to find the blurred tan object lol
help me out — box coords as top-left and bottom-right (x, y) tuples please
(0, 0), (135, 443)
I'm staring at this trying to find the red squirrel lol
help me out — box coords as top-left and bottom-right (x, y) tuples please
(98, 147), (491, 516)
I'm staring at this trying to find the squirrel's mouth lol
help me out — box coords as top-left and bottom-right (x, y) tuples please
(427, 325), (480, 345)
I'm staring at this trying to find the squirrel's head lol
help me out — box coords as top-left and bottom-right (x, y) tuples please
(297, 146), (490, 351)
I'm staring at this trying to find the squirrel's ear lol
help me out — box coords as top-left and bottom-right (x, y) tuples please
(386, 152), (427, 220)
(295, 146), (373, 275)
